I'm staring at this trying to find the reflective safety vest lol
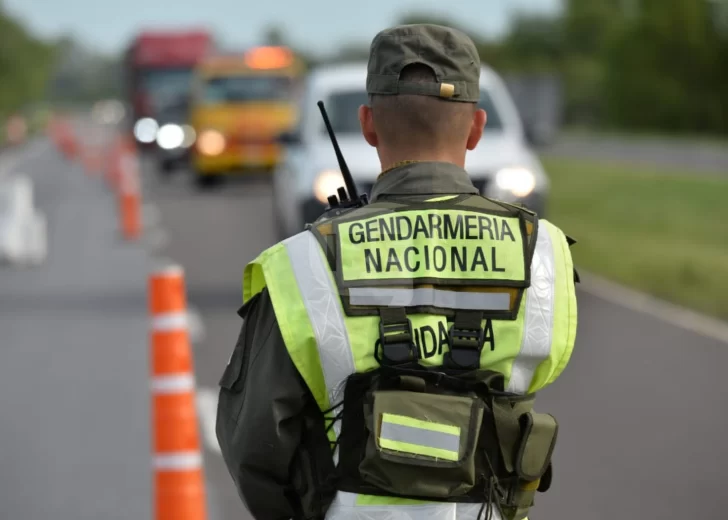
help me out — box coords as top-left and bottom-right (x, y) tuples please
(243, 196), (577, 519)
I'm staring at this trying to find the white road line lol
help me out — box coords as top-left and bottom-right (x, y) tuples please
(196, 387), (221, 455)
(187, 306), (206, 346)
(142, 203), (162, 229)
(578, 271), (728, 344)
(143, 227), (170, 252)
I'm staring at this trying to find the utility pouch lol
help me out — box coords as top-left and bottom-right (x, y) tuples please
(334, 367), (559, 518)
(505, 411), (557, 515)
(359, 389), (484, 498)
(515, 412), (557, 482)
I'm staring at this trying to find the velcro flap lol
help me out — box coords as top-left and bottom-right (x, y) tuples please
(373, 391), (482, 465)
(515, 412), (558, 481)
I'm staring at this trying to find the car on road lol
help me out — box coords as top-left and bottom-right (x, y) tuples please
(272, 63), (550, 240)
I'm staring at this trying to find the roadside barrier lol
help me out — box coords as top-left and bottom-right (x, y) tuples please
(82, 145), (104, 176)
(149, 265), (207, 520)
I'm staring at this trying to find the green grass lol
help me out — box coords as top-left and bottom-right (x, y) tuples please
(559, 126), (728, 148)
(541, 157), (728, 321)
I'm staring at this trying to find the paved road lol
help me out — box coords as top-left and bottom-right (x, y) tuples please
(2, 133), (725, 519)
(140, 155), (728, 520)
(0, 136), (153, 520)
(541, 133), (728, 174)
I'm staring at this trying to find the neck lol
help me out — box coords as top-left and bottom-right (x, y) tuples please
(378, 148), (466, 172)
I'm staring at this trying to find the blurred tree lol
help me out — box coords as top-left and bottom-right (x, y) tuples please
(262, 24), (287, 47)
(47, 35), (123, 103)
(0, 5), (55, 119)
(604, 0), (728, 133)
(501, 13), (565, 72)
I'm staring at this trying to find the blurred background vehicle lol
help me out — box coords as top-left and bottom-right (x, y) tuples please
(91, 99), (126, 126)
(272, 62), (550, 239)
(152, 95), (196, 174)
(123, 29), (215, 150)
(189, 47), (305, 187)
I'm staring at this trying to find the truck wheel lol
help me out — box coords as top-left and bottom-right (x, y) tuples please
(194, 173), (219, 190)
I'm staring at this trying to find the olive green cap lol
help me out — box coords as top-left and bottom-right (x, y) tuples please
(366, 24), (481, 103)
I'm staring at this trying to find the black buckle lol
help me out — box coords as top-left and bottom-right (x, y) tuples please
(376, 318), (419, 366)
(445, 324), (484, 370)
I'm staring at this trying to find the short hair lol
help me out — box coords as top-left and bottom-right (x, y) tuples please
(369, 63), (477, 151)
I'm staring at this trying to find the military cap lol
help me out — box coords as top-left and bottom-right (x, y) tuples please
(366, 24), (481, 103)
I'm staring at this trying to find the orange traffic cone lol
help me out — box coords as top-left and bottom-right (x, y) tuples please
(83, 146), (102, 176)
(105, 137), (122, 190)
(150, 265), (207, 520)
(118, 142), (141, 240)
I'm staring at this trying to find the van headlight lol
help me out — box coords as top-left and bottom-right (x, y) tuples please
(197, 129), (226, 156)
(313, 170), (344, 203)
(494, 167), (536, 198)
(156, 124), (185, 150)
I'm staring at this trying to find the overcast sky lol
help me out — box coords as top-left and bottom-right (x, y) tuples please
(5, 0), (561, 56)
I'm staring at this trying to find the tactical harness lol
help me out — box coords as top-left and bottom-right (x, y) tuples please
(303, 195), (570, 520)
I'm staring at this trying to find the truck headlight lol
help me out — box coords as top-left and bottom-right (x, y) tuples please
(156, 124), (185, 150)
(197, 129), (225, 156)
(313, 170), (344, 204)
(134, 118), (158, 143)
(494, 167), (536, 198)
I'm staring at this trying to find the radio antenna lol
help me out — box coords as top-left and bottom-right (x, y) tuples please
(317, 100), (360, 203)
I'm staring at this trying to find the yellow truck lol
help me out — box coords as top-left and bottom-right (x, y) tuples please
(189, 47), (303, 186)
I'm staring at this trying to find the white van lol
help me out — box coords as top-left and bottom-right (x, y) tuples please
(272, 62), (549, 239)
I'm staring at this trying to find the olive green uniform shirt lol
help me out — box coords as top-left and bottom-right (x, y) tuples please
(216, 162), (483, 520)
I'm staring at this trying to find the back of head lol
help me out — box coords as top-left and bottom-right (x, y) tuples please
(364, 24), (484, 160)
(370, 64), (477, 153)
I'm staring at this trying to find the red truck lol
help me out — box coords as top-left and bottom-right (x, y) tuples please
(123, 30), (214, 146)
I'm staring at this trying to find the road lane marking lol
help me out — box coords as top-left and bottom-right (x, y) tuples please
(143, 227), (170, 252)
(196, 387), (221, 455)
(142, 203), (162, 229)
(579, 271), (728, 344)
(187, 306), (206, 346)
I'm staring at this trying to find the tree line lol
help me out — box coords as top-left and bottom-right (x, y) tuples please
(0, 6), (55, 121)
(280, 0), (728, 136)
(2, 0), (727, 136)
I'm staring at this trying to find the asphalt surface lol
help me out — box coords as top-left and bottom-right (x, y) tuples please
(1, 131), (726, 520)
(0, 136), (152, 520)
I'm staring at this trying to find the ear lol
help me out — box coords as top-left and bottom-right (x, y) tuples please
(359, 105), (378, 147)
(466, 108), (487, 150)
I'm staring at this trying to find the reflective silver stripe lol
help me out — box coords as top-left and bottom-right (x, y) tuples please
(284, 232), (355, 464)
(153, 452), (202, 471)
(326, 494), (505, 519)
(380, 422), (460, 454)
(507, 222), (556, 394)
(151, 312), (188, 331)
(349, 287), (510, 311)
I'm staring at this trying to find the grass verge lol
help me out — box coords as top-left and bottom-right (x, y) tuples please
(541, 157), (728, 321)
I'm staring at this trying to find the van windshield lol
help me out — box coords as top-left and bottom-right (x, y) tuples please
(202, 76), (292, 103)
